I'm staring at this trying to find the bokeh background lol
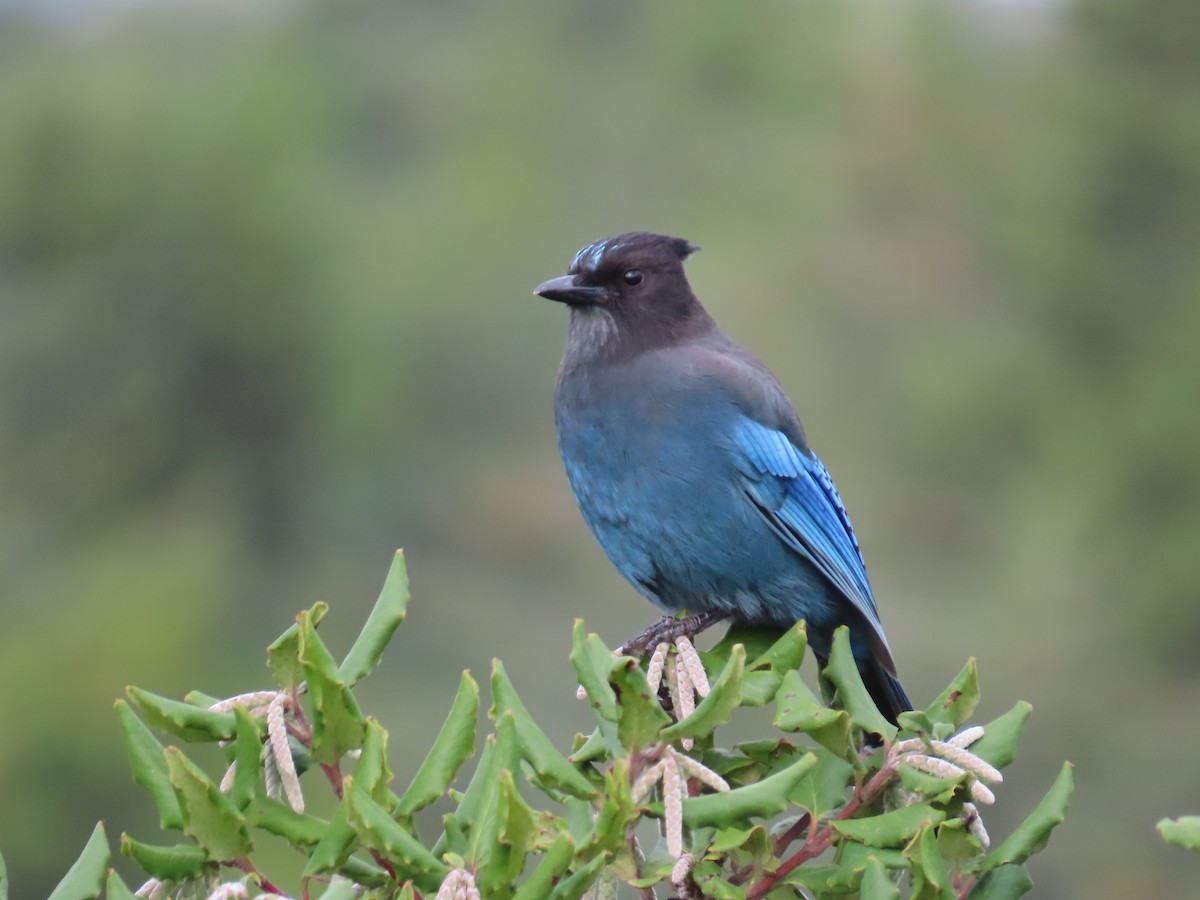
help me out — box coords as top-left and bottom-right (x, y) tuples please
(2, 0), (1198, 895)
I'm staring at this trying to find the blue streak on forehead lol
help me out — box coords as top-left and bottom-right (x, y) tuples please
(570, 237), (626, 276)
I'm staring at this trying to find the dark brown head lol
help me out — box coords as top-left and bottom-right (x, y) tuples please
(534, 232), (710, 361)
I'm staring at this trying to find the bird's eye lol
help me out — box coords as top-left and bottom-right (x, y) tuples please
(622, 268), (643, 286)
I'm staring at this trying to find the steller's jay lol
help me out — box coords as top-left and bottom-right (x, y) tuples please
(534, 232), (911, 723)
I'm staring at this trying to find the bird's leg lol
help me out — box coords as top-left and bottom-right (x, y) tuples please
(617, 610), (728, 659)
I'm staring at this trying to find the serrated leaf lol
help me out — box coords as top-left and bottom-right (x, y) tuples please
(397, 670), (479, 815)
(492, 661), (597, 797)
(971, 702), (1032, 770)
(1158, 815), (1200, 850)
(606, 656), (671, 753)
(935, 816), (984, 864)
(789, 749), (853, 819)
(773, 669), (854, 758)
(230, 706), (262, 810)
(823, 627), (896, 740)
(103, 871), (137, 900)
(298, 606), (366, 763)
(478, 769), (537, 897)
(584, 757), (636, 859)
(354, 717), (394, 804)
(125, 687), (236, 742)
(982, 762), (1073, 868)
(925, 659), (980, 728)
(164, 746), (252, 860)
(511, 832), (574, 900)
(859, 854), (901, 900)
(571, 621), (619, 722)
(267, 623), (306, 690)
(547, 852), (606, 900)
(303, 798), (358, 877)
(443, 712), (521, 862)
(46, 822), (108, 900)
(906, 823), (954, 900)
(834, 804), (946, 847)
(897, 764), (963, 802)
(119, 835), (209, 880)
(971, 863), (1034, 899)
(684, 752), (817, 828)
(737, 622), (808, 707)
(243, 796), (328, 846)
(115, 701), (184, 829)
(691, 859), (747, 900)
(346, 778), (448, 891)
(662, 644), (744, 742)
(340, 550), (410, 686)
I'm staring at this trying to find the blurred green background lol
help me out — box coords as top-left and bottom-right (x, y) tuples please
(1, 0), (1198, 895)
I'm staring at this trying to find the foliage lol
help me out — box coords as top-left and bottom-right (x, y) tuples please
(26, 552), (1073, 899)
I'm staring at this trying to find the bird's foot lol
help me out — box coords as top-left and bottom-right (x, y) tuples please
(616, 611), (728, 659)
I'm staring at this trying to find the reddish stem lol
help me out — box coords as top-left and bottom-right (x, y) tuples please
(229, 858), (283, 895)
(744, 763), (898, 900)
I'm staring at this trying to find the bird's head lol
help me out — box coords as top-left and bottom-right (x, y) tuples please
(535, 232), (707, 358)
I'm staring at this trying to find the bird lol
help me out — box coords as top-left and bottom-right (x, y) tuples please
(534, 231), (911, 724)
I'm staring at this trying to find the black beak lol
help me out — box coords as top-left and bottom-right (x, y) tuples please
(533, 275), (606, 306)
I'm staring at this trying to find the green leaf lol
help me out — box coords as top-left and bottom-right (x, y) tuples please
(115, 700), (184, 829)
(119, 835), (209, 880)
(547, 852), (606, 900)
(303, 799), (358, 877)
(298, 606), (366, 763)
(345, 778), (448, 891)
(511, 832), (574, 900)
(924, 659), (980, 729)
(684, 752), (817, 828)
(440, 712), (521, 861)
(583, 757), (636, 859)
(607, 657), (671, 754)
(897, 764), (962, 803)
(935, 815), (984, 864)
(571, 621), (619, 722)
(982, 762), (1073, 867)
(47, 822), (108, 900)
(104, 871), (137, 900)
(397, 670), (479, 815)
(230, 706), (262, 810)
(355, 717), (395, 804)
(0, 848), (6, 900)
(859, 854), (901, 900)
(125, 687), (236, 742)
(905, 824), (954, 900)
(340, 549), (411, 686)
(833, 804), (946, 848)
(1158, 815), (1200, 850)
(492, 660), (597, 797)
(789, 748), (853, 819)
(164, 746), (252, 860)
(243, 796), (328, 846)
(822, 627), (895, 740)
(738, 622), (808, 707)
(478, 769), (537, 897)
(971, 702), (1032, 770)
(661, 644), (744, 743)
(267, 622), (306, 690)
(773, 669), (854, 758)
(971, 864), (1034, 899)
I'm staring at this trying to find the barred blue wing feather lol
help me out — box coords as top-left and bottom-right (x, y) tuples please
(733, 418), (883, 636)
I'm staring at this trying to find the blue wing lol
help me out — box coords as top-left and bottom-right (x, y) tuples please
(732, 418), (883, 635)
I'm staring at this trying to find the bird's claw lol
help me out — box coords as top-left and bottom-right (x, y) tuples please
(616, 611), (728, 658)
